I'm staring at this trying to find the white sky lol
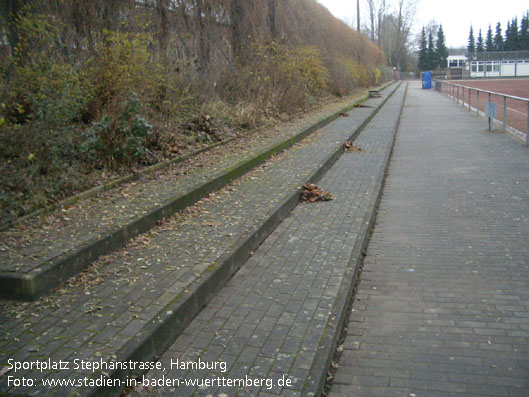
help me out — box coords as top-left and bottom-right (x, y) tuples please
(317, 0), (528, 48)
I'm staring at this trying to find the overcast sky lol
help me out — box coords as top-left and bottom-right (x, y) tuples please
(316, 0), (528, 48)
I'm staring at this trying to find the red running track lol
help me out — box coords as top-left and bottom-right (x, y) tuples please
(442, 78), (529, 134)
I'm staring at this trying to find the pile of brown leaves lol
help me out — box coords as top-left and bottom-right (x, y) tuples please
(300, 183), (334, 203)
(183, 115), (236, 143)
(343, 141), (362, 152)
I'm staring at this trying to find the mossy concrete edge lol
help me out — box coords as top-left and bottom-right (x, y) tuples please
(304, 82), (407, 396)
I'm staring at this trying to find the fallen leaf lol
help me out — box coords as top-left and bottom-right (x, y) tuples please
(343, 141), (362, 152)
(300, 183), (334, 203)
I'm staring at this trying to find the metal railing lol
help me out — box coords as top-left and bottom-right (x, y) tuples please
(434, 80), (529, 145)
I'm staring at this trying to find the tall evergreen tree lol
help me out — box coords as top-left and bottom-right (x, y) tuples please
(427, 30), (437, 69)
(521, 12), (529, 50)
(418, 27), (429, 70)
(467, 25), (476, 53)
(435, 25), (448, 69)
(476, 28), (484, 52)
(485, 24), (494, 52)
(494, 22), (504, 51)
(504, 20), (514, 50)
(511, 17), (520, 50)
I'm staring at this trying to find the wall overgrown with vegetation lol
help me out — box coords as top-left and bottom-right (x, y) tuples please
(0, 0), (391, 222)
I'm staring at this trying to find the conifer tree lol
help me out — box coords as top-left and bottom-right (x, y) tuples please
(510, 17), (520, 50)
(467, 25), (476, 53)
(427, 30), (437, 69)
(476, 28), (484, 52)
(521, 13), (529, 50)
(418, 27), (429, 70)
(494, 22), (504, 51)
(485, 25), (494, 52)
(436, 25), (448, 69)
(504, 20), (513, 50)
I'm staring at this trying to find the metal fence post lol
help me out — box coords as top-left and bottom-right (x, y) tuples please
(503, 96), (507, 132)
(488, 93), (493, 131)
(438, 81), (529, 144)
(526, 102), (529, 146)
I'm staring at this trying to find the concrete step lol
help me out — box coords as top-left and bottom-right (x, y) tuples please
(131, 83), (408, 396)
(0, 84), (392, 301)
(0, 84), (401, 395)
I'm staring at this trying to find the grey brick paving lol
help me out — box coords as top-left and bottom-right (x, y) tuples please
(0, 85), (399, 395)
(329, 81), (529, 396)
(136, 84), (407, 396)
(0, 91), (375, 275)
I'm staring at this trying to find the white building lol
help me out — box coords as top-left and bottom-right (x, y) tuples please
(464, 51), (529, 78)
(447, 55), (466, 68)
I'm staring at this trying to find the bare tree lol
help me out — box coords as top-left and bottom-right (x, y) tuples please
(156, 0), (169, 59)
(423, 19), (439, 41)
(377, 0), (387, 47)
(393, 0), (416, 69)
(197, 0), (212, 77)
(367, 0), (375, 42)
(365, 0), (389, 45)
(230, 0), (245, 60)
(269, 0), (276, 38)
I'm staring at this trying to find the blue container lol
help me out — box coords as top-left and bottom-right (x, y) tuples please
(422, 71), (432, 89)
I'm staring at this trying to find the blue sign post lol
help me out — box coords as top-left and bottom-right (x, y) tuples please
(422, 71), (432, 89)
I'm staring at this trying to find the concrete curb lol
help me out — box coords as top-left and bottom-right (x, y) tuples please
(1, 84), (389, 232)
(0, 137), (238, 232)
(304, 82), (408, 396)
(1, 82), (395, 301)
(89, 82), (402, 396)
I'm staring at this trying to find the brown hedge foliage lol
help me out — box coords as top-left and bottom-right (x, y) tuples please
(0, 0), (391, 223)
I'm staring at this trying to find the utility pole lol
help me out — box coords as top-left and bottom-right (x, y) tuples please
(357, 0), (360, 32)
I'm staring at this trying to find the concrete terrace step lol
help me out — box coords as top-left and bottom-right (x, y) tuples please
(0, 84), (393, 301)
(0, 83), (402, 395)
(132, 83), (408, 396)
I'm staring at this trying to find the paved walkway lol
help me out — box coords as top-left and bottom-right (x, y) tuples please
(330, 81), (529, 396)
(135, 84), (406, 396)
(0, 83), (400, 395)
